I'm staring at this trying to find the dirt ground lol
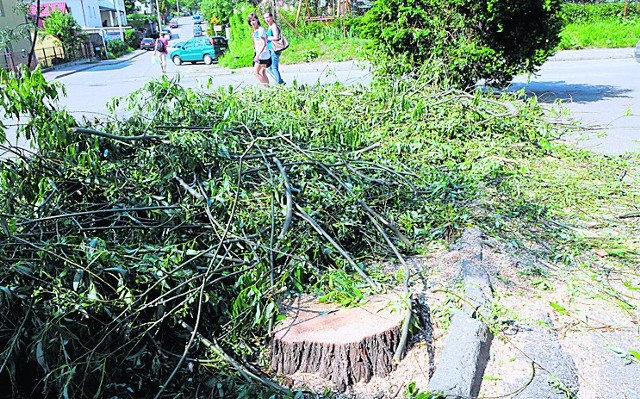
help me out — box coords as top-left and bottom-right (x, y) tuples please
(277, 234), (640, 398)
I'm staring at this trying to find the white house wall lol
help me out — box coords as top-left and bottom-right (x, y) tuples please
(65, 0), (103, 28)
(98, 0), (127, 26)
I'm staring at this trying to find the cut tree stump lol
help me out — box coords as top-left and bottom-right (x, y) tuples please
(270, 293), (407, 392)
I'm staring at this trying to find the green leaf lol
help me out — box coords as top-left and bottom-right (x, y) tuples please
(73, 269), (83, 291)
(0, 285), (12, 300)
(549, 302), (569, 316)
(628, 349), (640, 362)
(36, 341), (48, 372)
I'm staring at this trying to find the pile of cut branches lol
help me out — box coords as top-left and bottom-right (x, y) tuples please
(1, 69), (638, 398)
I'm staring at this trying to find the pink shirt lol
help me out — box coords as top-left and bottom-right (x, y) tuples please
(156, 37), (169, 54)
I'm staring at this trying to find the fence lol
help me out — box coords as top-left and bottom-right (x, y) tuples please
(33, 41), (96, 69)
(0, 50), (18, 72)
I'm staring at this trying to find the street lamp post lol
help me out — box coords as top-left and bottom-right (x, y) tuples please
(155, 0), (162, 34)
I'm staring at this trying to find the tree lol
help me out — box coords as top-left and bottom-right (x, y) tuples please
(42, 10), (84, 46)
(360, 0), (564, 88)
(200, 0), (234, 24)
(128, 13), (156, 32)
(124, 0), (136, 15)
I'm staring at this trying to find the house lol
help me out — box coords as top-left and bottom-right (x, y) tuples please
(30, 2), (70, 27)
(30, 0), (103, 29)
(98, 0), (127, 28)
(32, 0), (130, 46)
(66, 0), (103, 28)
(0, 0), (34, 70)
(134, 0), (151, 15)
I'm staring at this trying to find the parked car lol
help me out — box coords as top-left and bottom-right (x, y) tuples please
(193, 24), (203, 37)
(167, 40), (186, 53)
(210, 36), (228, 54)
(140, 38), (155, 51)
(169, 36), (224, 66)
(169, 18), (179, 28)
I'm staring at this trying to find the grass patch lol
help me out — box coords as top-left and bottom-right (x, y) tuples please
(558, 20), (640, 49)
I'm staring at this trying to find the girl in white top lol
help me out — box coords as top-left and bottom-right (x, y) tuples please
(247, 14), (271, 85)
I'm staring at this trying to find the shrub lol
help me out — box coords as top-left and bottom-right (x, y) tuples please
(218, 2), (256, 68)
(360, 0), (564, 89)
(42, 9), (86, 46)
(105, 39), (129, 58)
(124, 28), (140, 49)
(562, 2), (640, 23)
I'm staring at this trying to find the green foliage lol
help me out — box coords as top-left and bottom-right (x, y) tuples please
(123, 0), (136, 14)
(405, 381), (447, 398)
(562, 2), (640, 23)
(1, 63), (639, 398)
(41, 9), (84, 46)
(200, 0), (235, 24)
(557, 2), (640, 49)
(124, 28), (140, 49)
(0, 66), (73, 149)
(360, 0), (564, 88)
(219, 11), (364, 68)
(127, 13), (157, 31)
(218, 3), (256, 68)
(105, 39), (130, 57)
(558, 19), (640, 49)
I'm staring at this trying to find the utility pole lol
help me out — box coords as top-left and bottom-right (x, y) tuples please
(155, 0), (162, 34)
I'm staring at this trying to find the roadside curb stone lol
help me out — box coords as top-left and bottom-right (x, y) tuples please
(549, 47), (633, 62)
(428, 228), (494, 398)
(428, 311), (493, 398)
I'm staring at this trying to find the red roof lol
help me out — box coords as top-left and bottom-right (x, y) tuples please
(29, 2), (69, 27)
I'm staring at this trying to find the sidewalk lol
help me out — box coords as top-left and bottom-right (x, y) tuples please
(42, 49), (148, 80)
(549, 46), (635, 62)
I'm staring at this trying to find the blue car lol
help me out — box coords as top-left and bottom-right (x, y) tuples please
(169, 36), (225, 66)
(193, 25), (203, 37)
(192, 14), (202, 24)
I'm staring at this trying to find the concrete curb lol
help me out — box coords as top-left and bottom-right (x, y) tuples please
(428, 228), (494, 399)
(549, 47), (634, 62)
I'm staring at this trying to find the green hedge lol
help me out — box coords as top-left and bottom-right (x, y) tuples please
(105, 39), (129, 58)
(562, 2), (640, 23)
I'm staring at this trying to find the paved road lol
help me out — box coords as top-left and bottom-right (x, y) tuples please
(510, 47), (640, 154)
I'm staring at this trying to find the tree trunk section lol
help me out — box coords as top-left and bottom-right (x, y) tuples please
(270, 293), (406, 392)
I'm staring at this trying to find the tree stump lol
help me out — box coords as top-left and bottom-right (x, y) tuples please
(270, 293), (407, 392)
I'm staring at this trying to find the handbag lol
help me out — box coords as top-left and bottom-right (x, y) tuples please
(271, 30), (289, 52)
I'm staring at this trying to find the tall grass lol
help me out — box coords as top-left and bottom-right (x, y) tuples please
(558, 19), (640, 49)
